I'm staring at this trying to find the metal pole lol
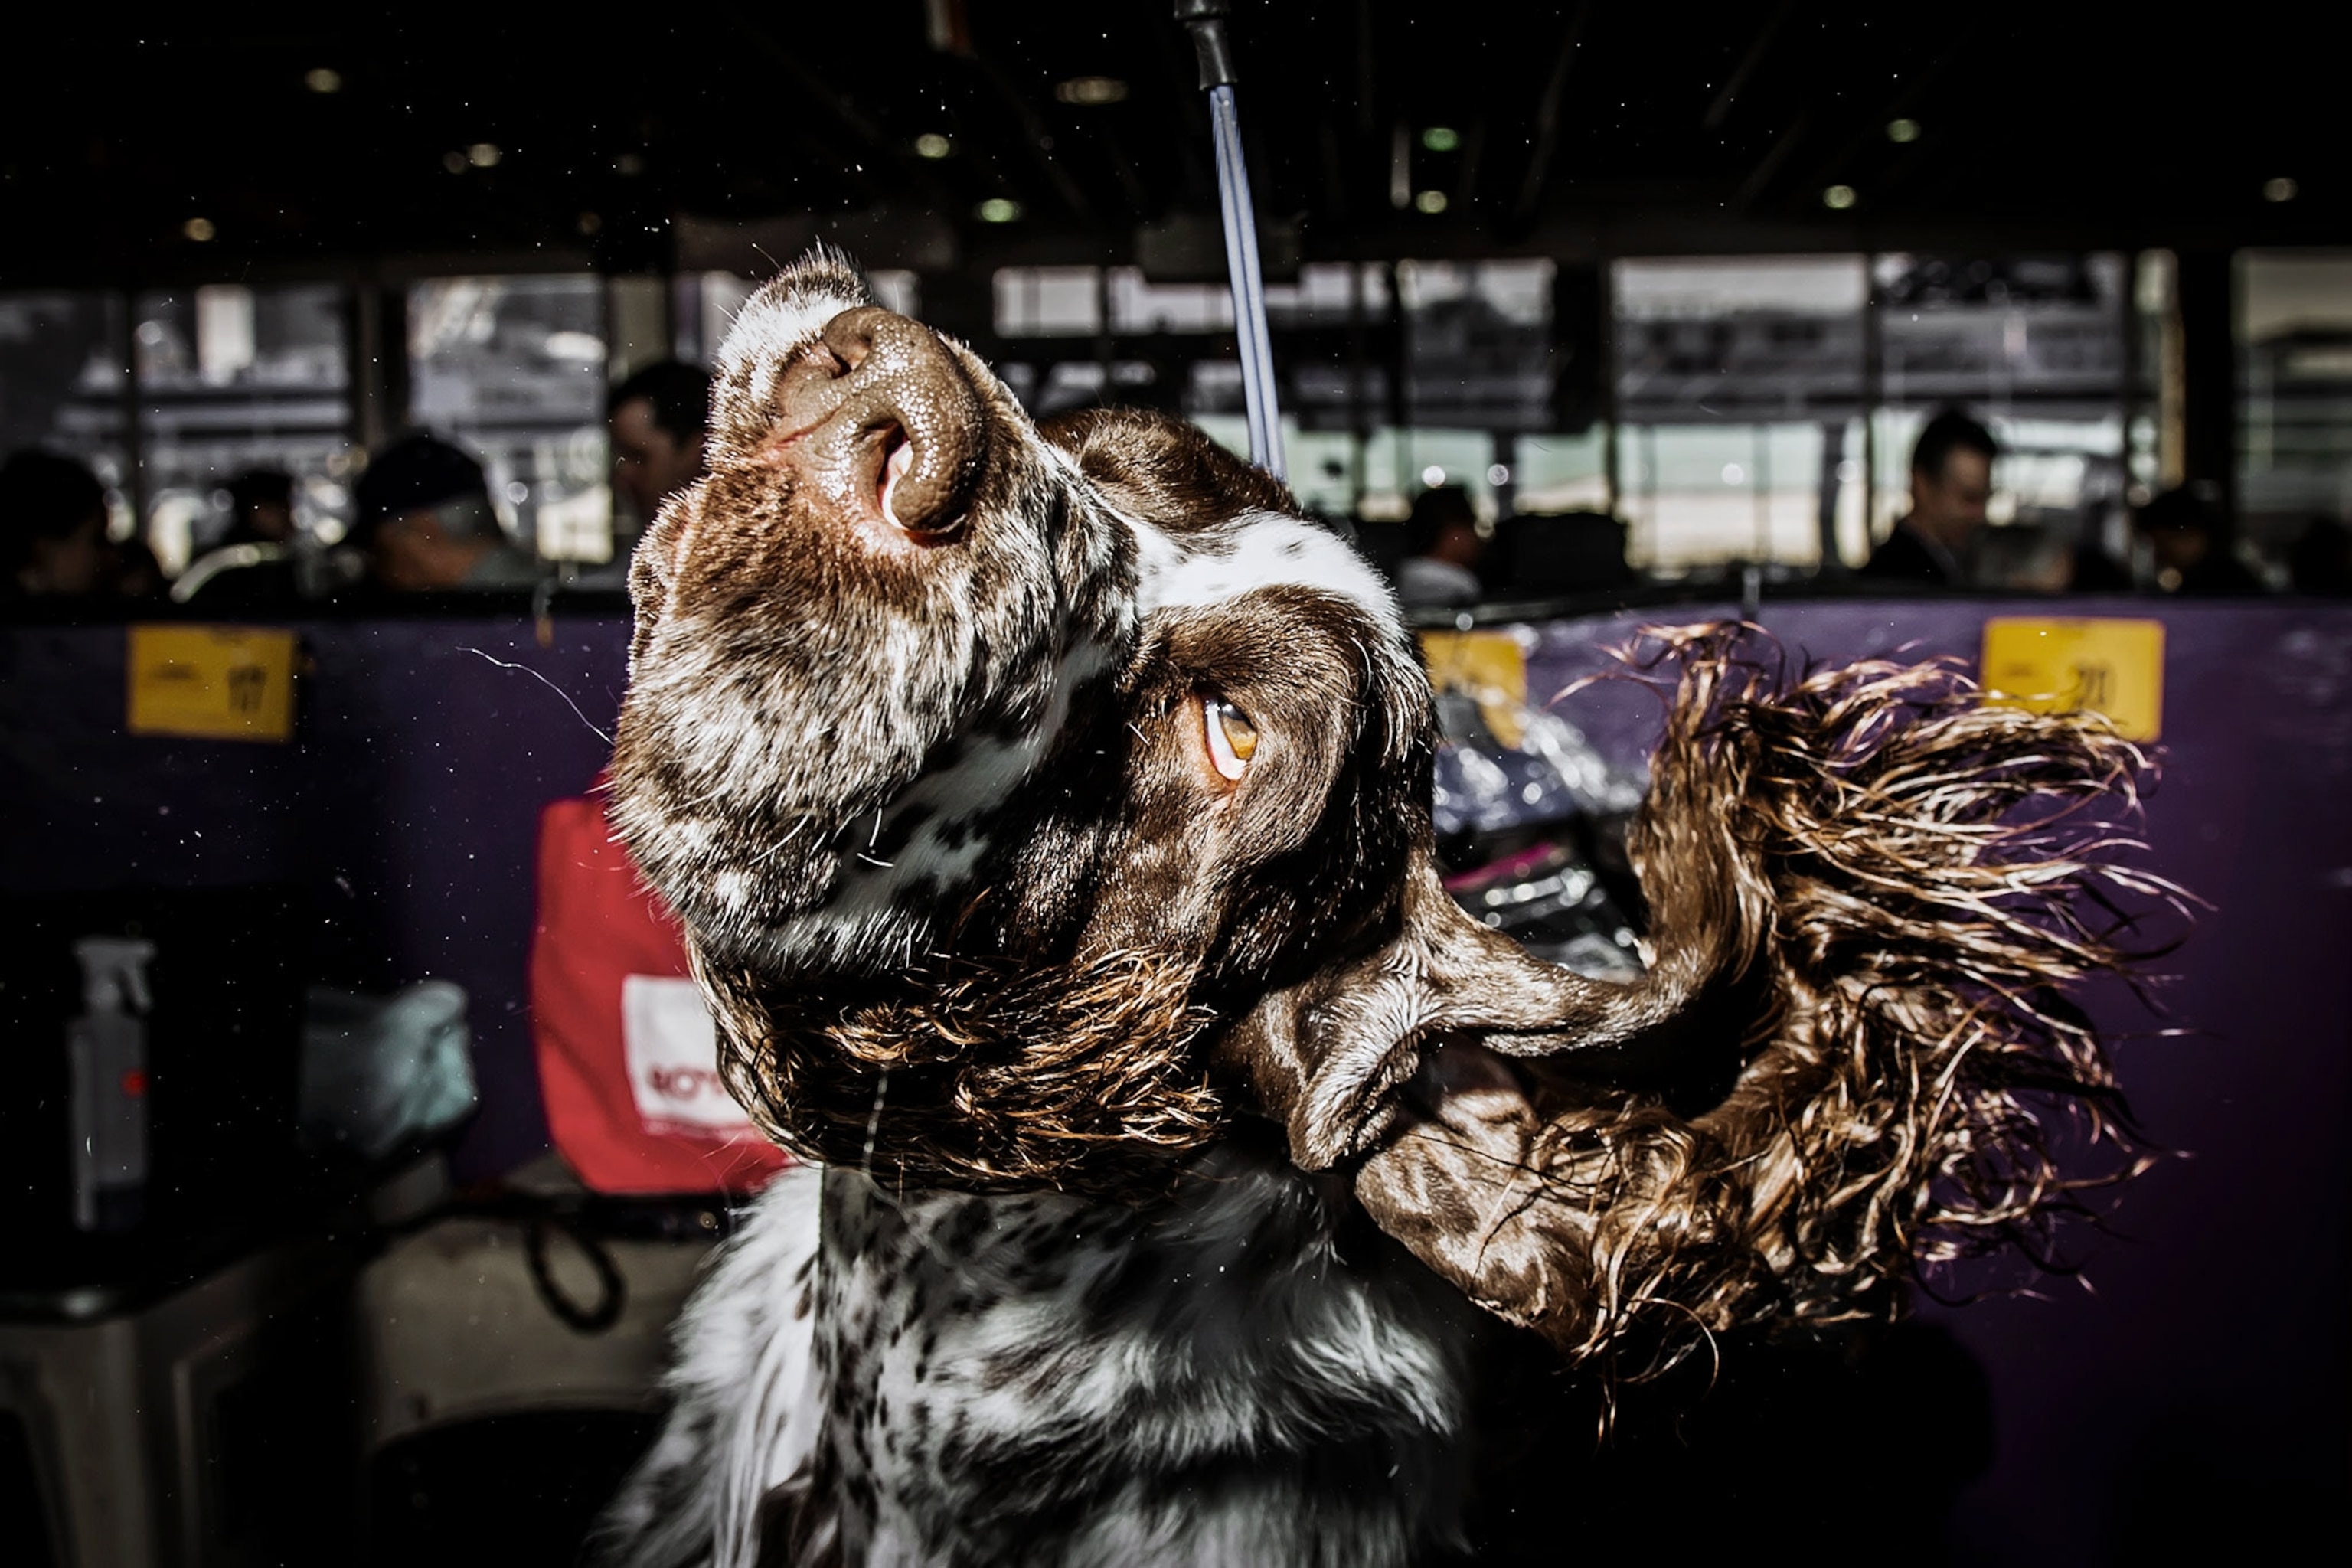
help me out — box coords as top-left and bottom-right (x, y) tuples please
(1862, 252), (1882, 547)
(119, 291), (148, 544)
(1178, 0), (1286, 479)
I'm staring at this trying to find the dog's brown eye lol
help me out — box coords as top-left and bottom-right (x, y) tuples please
(1204, 697), (1257, 782)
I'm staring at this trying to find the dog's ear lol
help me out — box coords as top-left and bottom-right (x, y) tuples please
(1214, 825), (1761, 1344)
(1253, 634), (2170, 1357)
(1351, 1044), (1587, 1334)
(1216, 854), (1740, 1173)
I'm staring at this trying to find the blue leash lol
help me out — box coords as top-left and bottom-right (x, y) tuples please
(1179, 2), (1287, 481)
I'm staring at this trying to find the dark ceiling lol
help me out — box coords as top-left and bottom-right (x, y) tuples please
(2, 2), (2338, 284)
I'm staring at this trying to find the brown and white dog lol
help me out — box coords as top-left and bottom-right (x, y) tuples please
(593, 253), (2161, 1568)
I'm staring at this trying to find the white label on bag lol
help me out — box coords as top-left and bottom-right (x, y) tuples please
(621, 975), (755, 1132)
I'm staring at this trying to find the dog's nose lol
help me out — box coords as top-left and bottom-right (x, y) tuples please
(822, 307), (887, 374)
(773, 306), (985, 537)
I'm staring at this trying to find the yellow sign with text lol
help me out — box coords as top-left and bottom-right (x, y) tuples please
(1418, 630), (1529, 748)
(1980, 617), (2164, 741)
(126, 626), (298, 743)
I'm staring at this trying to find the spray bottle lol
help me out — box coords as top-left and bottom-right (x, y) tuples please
(68, 936), (156, 1232)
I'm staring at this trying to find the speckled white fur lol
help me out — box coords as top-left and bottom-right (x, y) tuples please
(590, 1165), (828, 1568)
(786, 633), (1122, 969)
(711, 244), (871, 420)
(1131, 511), (1398, 622)
(599, 1152), (1472, 1568)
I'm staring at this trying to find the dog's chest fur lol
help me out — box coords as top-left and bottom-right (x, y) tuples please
(627, 1137), (1478, 1568)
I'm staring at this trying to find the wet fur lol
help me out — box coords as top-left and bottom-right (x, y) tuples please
(593, 255), (2167, 1566)
(1354, 628), (2172, 1374)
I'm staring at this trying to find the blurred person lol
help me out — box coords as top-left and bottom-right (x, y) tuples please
(609, 361), (710, 531)
(352, 433), (540, 592)
(111, 535), (168, 601)
(2066, 540), (2135, 593)
(223, 467), (298, 547)
(2287, 515), (2352, 596)
(177, 468), (300, 609)
(1860, 409), (1996, 586)
(1397, 485), (1485, 609)
(2134, 485), (2264, 596)
(0, 449), (109, 599)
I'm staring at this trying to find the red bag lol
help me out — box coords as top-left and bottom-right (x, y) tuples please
(531, 795), (792, 1195)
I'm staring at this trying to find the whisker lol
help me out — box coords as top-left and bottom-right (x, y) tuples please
(458, 646), (613, 743)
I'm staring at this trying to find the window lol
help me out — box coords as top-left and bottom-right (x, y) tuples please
(18, 273), (812, 578)
(674, 271), (757, 368)
(1610, 251), (2138, 581)
(407, 275), (609, 562)
(1400, 260), (1553, 435)
(134, 284), (354, 572)
(1613, 256), (1867, 570)
(995, 268), (1103, 338)
(983, 259), (1595, 557)
(1514, 430), (1609, 515)
(0, 291), (131, 535)
(2239, 250), (2352, 566)
(1871, 253), (2128, 585)
(994, 262), (1393, 342)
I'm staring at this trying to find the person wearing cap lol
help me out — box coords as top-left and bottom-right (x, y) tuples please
(352, 433), (541, 592)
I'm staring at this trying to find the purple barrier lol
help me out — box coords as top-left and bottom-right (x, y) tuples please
(4, 596), (2345, 1554)
(1, 615), (630, 1183)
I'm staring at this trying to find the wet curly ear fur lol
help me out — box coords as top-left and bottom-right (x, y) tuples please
(1338, 626), (2177, 1374)
(1214, 855), (1746, 1177)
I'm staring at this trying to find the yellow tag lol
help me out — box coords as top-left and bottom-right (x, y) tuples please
(126, 626), (298, 743)
(1418, 630), (1529, 748)
(1981, 617), (2164, 741)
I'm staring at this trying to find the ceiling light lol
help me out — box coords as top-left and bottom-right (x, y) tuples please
(443, 151), (468, 175)
(1886, 118), (1919, 144)
(1486, 462), (1511, 486)
(182, 217), (215, 242)
(1420, 465), (1446, 487)
(2265, 176), (2299, 203)
(1822, 184), (1857, 211)
(305, 67), (342, 95)
(1415, 189), (1449, 214)
(976, 197), (1023, 224)
(1055, 77), (1129, 106)
(468, 142), (502, 168)
(914, 132), (953, 159)
(1421, 126), (1460, 153)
